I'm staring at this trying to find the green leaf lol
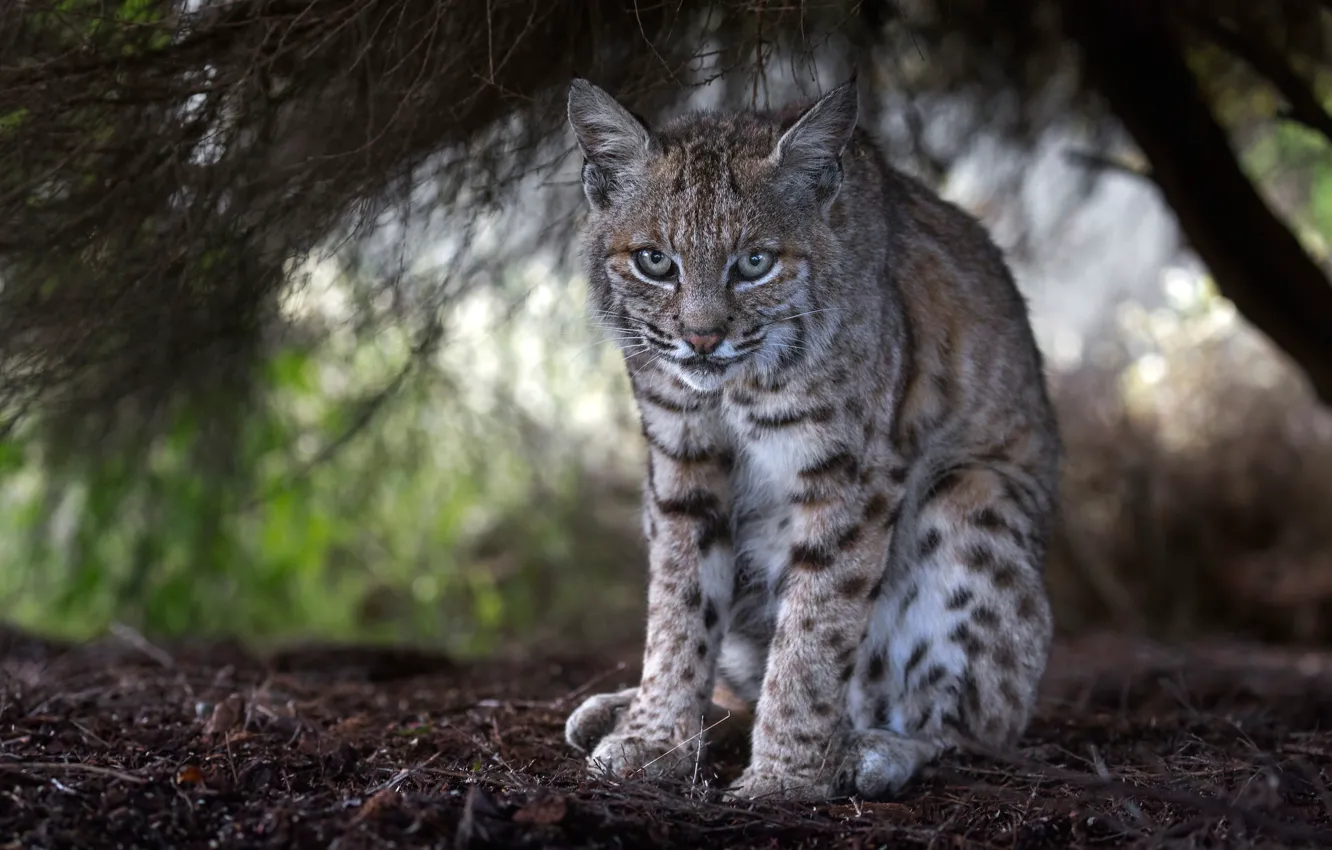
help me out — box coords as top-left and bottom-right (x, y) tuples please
(1312, 162), (1332, 241)
(0, 109), (29, 136)
(0, 441), (23, 475)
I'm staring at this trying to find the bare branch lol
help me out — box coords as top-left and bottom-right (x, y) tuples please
(1189, 13), (1332, 146)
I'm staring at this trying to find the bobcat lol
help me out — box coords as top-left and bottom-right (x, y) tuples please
(562, 76), (1060, 802)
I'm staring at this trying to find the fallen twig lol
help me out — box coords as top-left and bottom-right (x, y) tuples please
(0, 760), (149, 785)
(962, 741), (1332, 845)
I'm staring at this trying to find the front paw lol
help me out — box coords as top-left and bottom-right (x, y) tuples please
(588, 731), (697, 780)
(564, 687), (637, 754)
(726, 764), (834, 802)
(837, 729), (940, 800)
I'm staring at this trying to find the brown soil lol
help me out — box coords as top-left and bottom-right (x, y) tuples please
(2, 628), (1331, 849)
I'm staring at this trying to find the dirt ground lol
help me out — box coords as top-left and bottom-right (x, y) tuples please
(2, 628), (1331, 849)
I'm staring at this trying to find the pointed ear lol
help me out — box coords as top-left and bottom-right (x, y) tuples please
(568, 78), (652, 209)
(770, 77), (859, 207)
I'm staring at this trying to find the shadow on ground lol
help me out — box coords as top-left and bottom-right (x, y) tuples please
(1, 627), (1331, 848)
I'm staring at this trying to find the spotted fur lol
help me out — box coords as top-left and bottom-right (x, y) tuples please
(562, 77), (1060, 801)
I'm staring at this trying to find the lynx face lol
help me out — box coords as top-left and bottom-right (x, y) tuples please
(570, 82), (858, 391)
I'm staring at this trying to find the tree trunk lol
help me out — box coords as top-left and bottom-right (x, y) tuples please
(1064, 0), (1332, 404)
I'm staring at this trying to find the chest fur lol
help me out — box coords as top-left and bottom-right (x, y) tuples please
(723, 400), (853, 585)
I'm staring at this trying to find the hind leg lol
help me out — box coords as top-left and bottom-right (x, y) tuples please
(841, 464), (1054, 799)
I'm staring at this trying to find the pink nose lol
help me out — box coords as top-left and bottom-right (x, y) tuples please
(683, 330), (725, 355)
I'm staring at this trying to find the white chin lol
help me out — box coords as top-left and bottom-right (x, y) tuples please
(670, 364), (731, 392)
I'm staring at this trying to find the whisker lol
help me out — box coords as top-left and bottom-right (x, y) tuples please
(773, 307), (839, 323)
(566, 343), (639, 362)
(587, 325), (639, 339)
(587, 321), (635, 336)
(630, 352), (666, 381)
(568, 335), (641, 355)
(563, 329), (652, 365)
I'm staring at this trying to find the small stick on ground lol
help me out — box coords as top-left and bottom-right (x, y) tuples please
(0, 761), (149, 785)
(110, 622), (175, 669)
(636, 711), (732, 777)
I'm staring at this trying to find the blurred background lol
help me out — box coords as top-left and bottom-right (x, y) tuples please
(2, 0), (1331, 659)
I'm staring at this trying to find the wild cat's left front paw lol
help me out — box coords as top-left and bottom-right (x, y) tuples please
(726, 730), (941, 802)
(725, 763), (837, 802)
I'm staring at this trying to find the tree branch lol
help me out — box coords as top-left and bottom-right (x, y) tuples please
(1062, 149), (1153, 183)
(1189, 14), (1332, 146)
(1064, 0), (1332, 405)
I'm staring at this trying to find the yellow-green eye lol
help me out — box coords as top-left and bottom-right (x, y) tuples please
(736, 250), (776, 280)
(633, 248), (675, 280)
